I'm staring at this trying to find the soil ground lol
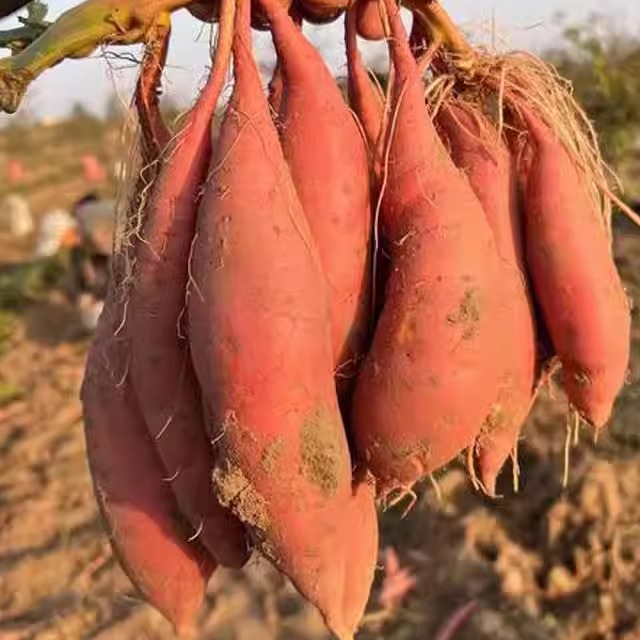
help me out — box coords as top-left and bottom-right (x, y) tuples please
(0, 125), (639, 640)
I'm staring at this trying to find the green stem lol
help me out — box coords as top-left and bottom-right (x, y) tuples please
(406, 0), (474, 64)
(0, 0), (188, 113)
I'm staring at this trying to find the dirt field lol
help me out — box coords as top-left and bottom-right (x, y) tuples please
(1, 142), (639, 639)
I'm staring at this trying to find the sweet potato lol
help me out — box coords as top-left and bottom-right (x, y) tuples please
(436, 101), (537, 493)
(345, 4), (384, 164)
(350, 0), (504, 493)
(128, 0), (248, 569)
(81, 290), (214, 636)
(264, 0), (371, 393)
(514, 103), (630, 427)
(355, 0), (386, 40)
(345, 4), (389, 321)
(188, 0), (376, 635)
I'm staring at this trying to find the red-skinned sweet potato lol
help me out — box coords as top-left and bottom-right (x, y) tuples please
(81, 288), (214, 636)
(188, 0), (376, 635)
(264, 0), (372, 395)
(345, 4), (384, 168)
(345, 4), (388, 322)
(259, 0), (378, 620)
(436, 100), (537, 494)
(350, 0), (505, 494)
(80, 34), (220, 631)
(128, 0), (248, 569)
(513, 103), (630, 427)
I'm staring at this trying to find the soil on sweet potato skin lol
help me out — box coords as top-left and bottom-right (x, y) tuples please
(1, 173), (639, 640)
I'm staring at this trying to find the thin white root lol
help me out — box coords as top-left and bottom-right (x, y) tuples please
(162, 466), (182, 483)
(429, 473), (443, 505)
(572, 409), (581, 446)
(154, 350), (189, 441)
(186, 232), (205, 304)
(400, 490), (418, 518)
(511, 436), (520, 494)
(187, 520), (205, 542)
(562, 406), (572, 488)
(155, 413), (175, 441)
(466, 446), (481, 492)
(385, 486), (417, 516)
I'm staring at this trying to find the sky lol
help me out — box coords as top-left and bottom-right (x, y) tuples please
(1, 0), (639, 119)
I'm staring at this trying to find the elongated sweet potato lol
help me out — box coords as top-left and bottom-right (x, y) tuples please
(128, 0), (248, 569)
(188, 0), (376, 636)
(350, 0), (505, 494)
(263, 0), (371, 393)
(436, 101), (537, 494)
(345, 4), (388, 322)
(81, 290), (214, 636)
(514, 104), (630, 427)
(345, 4), (384, 166)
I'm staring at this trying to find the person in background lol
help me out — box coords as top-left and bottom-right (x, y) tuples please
(67, 191), (115, 331)
(34, 208), (77, 258)
(0, 193), (33, 238)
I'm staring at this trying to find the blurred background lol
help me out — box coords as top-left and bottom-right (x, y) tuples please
(1, 2), (640, 639)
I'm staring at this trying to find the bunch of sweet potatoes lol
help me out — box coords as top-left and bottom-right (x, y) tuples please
(77, 0), (630, 636)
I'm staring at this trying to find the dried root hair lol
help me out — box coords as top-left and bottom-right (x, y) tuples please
(112, 21), (173, 304)
(112, 105), (164, 306)
(459, 50), (616, 239)
(410, 0), (640, 239)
